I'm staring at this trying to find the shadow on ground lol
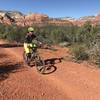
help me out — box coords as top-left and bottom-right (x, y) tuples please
(0, 62), (23, 81)
(0, 43), (23, 48)
(43, 57), (63, 75)
(24, 57), (63, 75)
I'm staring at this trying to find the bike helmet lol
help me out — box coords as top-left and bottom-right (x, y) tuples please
(28, 27), (34, 32)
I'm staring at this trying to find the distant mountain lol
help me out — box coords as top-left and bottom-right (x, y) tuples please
(0, 10), (100, 26)
(0, 10), (25, 25)
(0, 10), (72, 26)
(0, 10), (24, 18)
(72, 14), (100, 26)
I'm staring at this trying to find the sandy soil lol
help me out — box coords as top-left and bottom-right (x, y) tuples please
(0, 40), (100, 100)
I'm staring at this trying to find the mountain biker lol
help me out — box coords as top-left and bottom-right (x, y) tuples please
(24, 27), (37, 58)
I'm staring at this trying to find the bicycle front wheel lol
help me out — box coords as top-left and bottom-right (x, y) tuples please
(23, 51), (31, 66)
(35, 55), (45, 74)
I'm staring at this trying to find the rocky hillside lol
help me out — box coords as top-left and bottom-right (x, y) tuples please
(0, 10), (72, 26)
(71, 14), (100, 26)
(0, 10), (100, 26)
(58, 14), (100, 26)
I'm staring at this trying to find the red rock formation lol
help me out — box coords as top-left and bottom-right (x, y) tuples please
(0, 11), (100, 26)
(0, 11), (73, 26)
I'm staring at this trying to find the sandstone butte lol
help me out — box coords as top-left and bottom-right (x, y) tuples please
(0, 11), (100, 26)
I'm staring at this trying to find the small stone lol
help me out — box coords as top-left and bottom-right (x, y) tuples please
(41, 93), (45, 96)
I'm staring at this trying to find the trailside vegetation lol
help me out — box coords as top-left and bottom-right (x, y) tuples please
(0, 22), (100, 66)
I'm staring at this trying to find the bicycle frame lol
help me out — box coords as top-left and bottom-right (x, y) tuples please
(23, 46), (46, 74)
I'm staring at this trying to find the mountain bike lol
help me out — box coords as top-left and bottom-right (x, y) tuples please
(23, 46), (46, 74)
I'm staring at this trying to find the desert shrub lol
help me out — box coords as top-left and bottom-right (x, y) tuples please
(70, 44), (89, 61)
(0, 23), (6, 39)
(0, 22), (100, 67)
(6, 25), (26, 43)
(88, 37), (100, 66)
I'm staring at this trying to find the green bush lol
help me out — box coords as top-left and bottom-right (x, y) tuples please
(70, 44), (89, 61)
(88, 38), (100, 66)
(0, 24), (26, 43)
(0, 22), (100, 67)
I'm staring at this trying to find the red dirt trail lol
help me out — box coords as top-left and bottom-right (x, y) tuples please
(0, 40), (100, 100)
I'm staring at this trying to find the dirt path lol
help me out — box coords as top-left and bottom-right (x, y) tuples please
(0, 41), (100, 100)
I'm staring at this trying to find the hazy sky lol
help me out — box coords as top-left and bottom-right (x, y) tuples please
(0, 0), (99, 18)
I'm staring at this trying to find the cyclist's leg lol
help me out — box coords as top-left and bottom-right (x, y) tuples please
(24, 43), (31, 58)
